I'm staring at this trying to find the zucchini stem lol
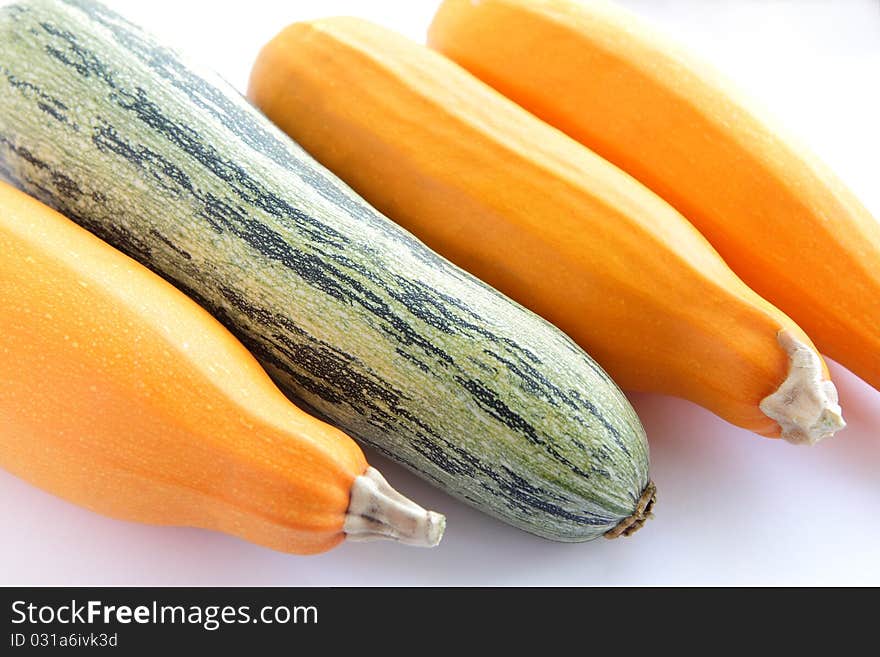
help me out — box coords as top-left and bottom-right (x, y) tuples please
(344, 467), (446, 547)
(759, 330), (845, 445)
(605, 480), (656, 539)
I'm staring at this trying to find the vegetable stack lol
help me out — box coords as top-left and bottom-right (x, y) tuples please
(247, 16), (845, 444)
(0, 0), (653, 542)
(0, 180), (444, 554)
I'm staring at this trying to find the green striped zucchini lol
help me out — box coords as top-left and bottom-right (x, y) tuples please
(0, 0), (652, 541)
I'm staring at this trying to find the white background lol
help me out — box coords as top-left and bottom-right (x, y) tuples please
(1, 0), (878, 586)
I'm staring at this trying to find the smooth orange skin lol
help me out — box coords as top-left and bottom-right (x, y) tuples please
(429, 0), (880, 391)
(0, 182), (366, 555)
(248, 18), (828, 437)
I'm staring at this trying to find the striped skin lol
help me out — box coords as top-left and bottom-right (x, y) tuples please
(0, 0), (649, 540)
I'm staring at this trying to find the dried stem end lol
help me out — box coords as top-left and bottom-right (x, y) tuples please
(605, 480), (656, 539)
(344, 467), (445, 547)
(759, 330), (845, 445)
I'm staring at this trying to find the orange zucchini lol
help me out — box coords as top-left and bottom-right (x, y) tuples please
(428, 0), (880, 392)
(248, 17), (844, 444)
(0, 181), (443, 554)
